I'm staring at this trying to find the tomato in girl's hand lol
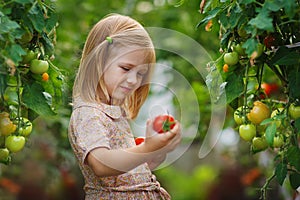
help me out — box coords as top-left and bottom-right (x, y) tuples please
(134, 137), (145, 145)
(153, 115), (175, 133)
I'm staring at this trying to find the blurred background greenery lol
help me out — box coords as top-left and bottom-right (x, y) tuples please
(0, 0), (291, 199)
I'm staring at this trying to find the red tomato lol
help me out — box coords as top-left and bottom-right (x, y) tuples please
(134, 137), (145, 145)
(153, 115), (175, 133)
(261, 83), (279, 97)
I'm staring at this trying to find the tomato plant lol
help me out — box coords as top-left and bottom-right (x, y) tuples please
(153, 115), (176, 133)
(198, 0), (300, 198)
(0, 0), (65, 164)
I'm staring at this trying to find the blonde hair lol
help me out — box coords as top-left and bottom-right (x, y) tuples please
(73, 14), (156, 119)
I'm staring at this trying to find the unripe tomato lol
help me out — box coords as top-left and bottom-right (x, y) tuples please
(289, 104), (300, 119)
(22, 49), (37, 64)
(0, 112), (17, 136)
(273, 135), (284, 148)
(0, 148), (10, 162)
(252, 136), (268, 151)
(250, 43), (264, 59)
(3, 86), (18, 106)
(17, 117), (33, 137)
(239, 124), (256, 141)
(234, 106), (247, 125)
(30, 59), (49, 74)
(5, 135), (26, 153)
(153, 115), (175, 133)
(271, 108), (284, 128)
(233, 43), (246, 56)
(224, 52), (239, 66)
(247, 101), (270, 125)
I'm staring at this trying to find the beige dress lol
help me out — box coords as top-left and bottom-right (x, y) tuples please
(68, 97), (170, 200)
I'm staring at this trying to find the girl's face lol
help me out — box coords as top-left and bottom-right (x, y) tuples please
(103, 48), (149, 104)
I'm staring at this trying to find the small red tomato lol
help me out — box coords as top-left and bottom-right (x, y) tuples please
(264, 35), (276, 49)
(135, 137), (145, 145)
(223, 64), (229, 73)
(153, 115), (175, 133)
(42, 72), (49, 81)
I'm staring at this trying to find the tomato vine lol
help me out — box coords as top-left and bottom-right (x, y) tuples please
(0, 0), (65, 164)
(198, 0), (300, 199)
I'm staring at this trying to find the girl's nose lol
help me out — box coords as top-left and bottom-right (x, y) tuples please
(126, 71), (138, 85)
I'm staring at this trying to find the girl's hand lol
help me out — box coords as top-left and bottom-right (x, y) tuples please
(143, 119), (182, 154)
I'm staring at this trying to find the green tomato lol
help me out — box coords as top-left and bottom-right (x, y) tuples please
(273, 135), (284, 148)
(251, 43), (264, 59)
(233, 43), (246, 56)
(271, 108), (284, 128)
(17, 117), (33, 137)
(224, 52), (239, 66)
(252, 136), (268, 151)
(3, 86), (18, 106)
(239, 124), (256, 142)
(0, 148), (9, 162)
(5, 135), (26, 153)
(22, 50), (37, 64)
(30, 59), (49, 74)
(289, 104), (300, 119)
(234, 106), (247, 125)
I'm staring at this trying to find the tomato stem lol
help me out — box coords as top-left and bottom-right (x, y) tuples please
(260, 171), (276, 200)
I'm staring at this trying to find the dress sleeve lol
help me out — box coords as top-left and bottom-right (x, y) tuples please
(73, 107), (111, 165)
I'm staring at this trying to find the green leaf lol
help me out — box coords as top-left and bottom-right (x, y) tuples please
(274, 52), (300, 65)
(12, 0), (33, 4)
(248, 10), (274, 32)
(264, 1), (281, 12)
(282, 0), (297, 19)
(28, 3), (45, 33)
(23, 83), (56, 117)
(40, 32), (54, 55)
(242, 38), (257, 56)
(289, 172), (300, 190)
(225, 73), (244, 104)
(275, 162), (287, 185)
(240, 0), (255, 4)
(295, 118), (300, 135)
(5, 44), (26, 64)
(0, 16), (20, 34)
(196, 7), (222, 28)
(287, 65), (300, 100)
(287, 146), (300, 171)
(265, 122), (276, 146)
(45, 10), (58, 33)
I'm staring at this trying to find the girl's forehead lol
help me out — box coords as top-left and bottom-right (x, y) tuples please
(110, 47), (152, 66)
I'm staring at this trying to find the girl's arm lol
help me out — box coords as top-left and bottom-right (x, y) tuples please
(87, 120), (181, 177)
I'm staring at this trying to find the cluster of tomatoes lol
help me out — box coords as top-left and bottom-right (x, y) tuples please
(0, 49), (50, 164)
(0, 112), (32, 164)
(234, 100), (300, 152)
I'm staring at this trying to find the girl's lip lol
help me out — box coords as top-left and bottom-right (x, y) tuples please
(120, 86), (132, 93)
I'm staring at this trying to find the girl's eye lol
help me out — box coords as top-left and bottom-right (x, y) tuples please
(120, 66), (130, 71)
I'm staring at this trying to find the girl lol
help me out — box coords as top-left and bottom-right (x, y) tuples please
(68, 14), (182, 200)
